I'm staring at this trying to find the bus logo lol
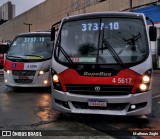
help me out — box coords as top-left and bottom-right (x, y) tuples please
(83, 72), (112, 77)
(2, 131), (11, 136)
(95, 86), (101, 92)
(21, 71), (26, 75)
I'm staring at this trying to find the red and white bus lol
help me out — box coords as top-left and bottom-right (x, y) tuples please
(4, 32), (53, 89)
(51, 12), (157, 115)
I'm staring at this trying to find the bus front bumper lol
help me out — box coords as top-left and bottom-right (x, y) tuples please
(52, 88), (152, 116)
(4, 71), (51, 88)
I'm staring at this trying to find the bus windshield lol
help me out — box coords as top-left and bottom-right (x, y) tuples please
(55, 18), (148, 65)
(7, 36), (53, 61)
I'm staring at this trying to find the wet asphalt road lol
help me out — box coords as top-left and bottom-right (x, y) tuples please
(0, 73), (112, 139)
(0, 71), (160, 139)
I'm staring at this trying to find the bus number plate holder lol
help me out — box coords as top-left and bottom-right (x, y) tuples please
(19, 76), (28, 79)
(88, 100), (107, 107)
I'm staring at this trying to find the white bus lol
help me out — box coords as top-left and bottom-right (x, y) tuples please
(4, 32), (53, 89)
(51, 12), (157, 116)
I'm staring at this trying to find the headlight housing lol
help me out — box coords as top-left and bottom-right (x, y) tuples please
(142, 75), (150, 83)
(4, 69), (11, 75)
(139, 84), (147, 92)
(137, 70), (152, 93)
(51, 69), (62, 91)
(53, 75), (59, 83)
(7, 70), (11, 75)
(39, 70), (44, 75)
(38, 69), (50, 76)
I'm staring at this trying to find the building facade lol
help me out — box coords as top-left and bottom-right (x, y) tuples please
(0, 0), (160, 42)
(0, 1), (15, 21)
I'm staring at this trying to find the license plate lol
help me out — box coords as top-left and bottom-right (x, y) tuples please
(88, 100), (107, 107)
(19, 76), (28, 79)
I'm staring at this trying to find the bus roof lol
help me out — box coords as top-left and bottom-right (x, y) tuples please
(63, 12), (144, 21)
(17, 31), (50, 37)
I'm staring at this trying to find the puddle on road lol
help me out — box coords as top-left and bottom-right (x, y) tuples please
(36, 107), (60, 122)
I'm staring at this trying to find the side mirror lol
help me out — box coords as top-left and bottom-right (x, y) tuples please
(51, 20), (61, 41)
(51, 27), (55, 41)
(149, 26), (157, 41)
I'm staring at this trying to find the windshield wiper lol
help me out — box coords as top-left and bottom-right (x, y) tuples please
(24, 55), (44, 59)
(56, 43), (74, 64)
(101, 38), (125, 68)
(56, 29), (73, 65)
(7, 55), (24, 59)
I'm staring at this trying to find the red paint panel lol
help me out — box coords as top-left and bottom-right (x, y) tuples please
(4, 59), (24, 70)
(58, 68), (142, 93)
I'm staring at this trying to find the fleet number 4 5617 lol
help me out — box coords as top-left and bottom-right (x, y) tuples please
(112, 78), (132, 84)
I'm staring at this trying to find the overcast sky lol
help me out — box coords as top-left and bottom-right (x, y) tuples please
(0, 0), (45, 16)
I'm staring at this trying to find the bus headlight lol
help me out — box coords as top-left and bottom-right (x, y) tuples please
(44, 80), (48, 85)
(139, 84), (147, 92)
(136, 69), (151, 93)
(142, 75), (150, 83)
(6, 70), (11, 75)
(53, 75), (59, 83)
(39, 70), (44, 75)
(51, 69), (62, 91)
(38, 69), (50, 76)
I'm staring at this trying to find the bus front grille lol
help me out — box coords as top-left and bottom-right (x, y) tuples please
(12, 70), (36, 76)
(66, 84), (133, 96)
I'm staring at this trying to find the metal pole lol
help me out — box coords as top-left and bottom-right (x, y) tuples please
(130, 0), (132, 11)
(23, 23), (32, 32)
(28, 24), (31, 32)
